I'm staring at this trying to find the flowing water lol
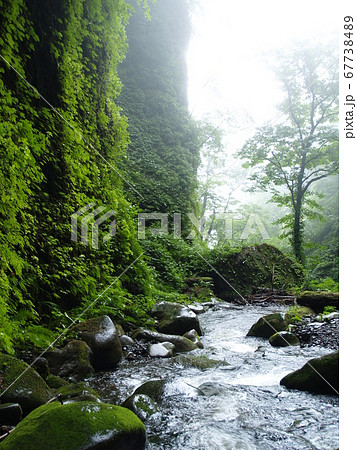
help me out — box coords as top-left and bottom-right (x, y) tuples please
(91, 304), (339, 449)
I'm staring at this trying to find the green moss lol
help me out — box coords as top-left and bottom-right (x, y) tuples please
(0, 353), (52, 415)
(122, 394), (159, 421)
(0, 402), (146, 450)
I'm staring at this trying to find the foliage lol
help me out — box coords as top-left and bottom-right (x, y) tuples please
(322, 305), (337, 315)
(309, 278), (339, 293)
(0, 0), (158, 352)
(117, 0), (201, 235)
(237, 43), (339, 263)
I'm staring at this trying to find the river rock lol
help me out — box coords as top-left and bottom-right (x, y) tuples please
(131, 380), (167, 403)
(55, 382), (101, 403)
(122, 394), (159, 421)
(280, 351), (339, 395)
(71, 316), (122, 370)
(151, 302), (202, 335)
(0, 401), (146, 450)
(31, 357), (50, 380)
(247, 313), (287, 338)
(46, 340), (94, 381)
(45, 375), (70, 389)
(188, 304), (205, 314)
(296, 291), (339, 313)
(120, 335), (136, 347)
(269, 331), (300, 347)
(173, 355), (228, 370)
(0, 353), (52, 416)
(197, 382), (227, 397)
(0, 403), (22, 425)
(183, 329), (203, 349)
(132, 329), (197, 353)
(148, 342), (175, 358)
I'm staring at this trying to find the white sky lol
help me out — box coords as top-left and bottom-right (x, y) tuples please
(187, 0), (339, 128)
(187, 0), (340, 204)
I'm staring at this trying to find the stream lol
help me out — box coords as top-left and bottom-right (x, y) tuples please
(91, 304), (339, 449)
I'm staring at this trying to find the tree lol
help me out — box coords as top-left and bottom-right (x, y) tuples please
(237, 44), (339, 263)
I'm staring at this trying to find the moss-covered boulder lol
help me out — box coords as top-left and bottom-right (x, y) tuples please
(132, 329), (197, 352)
(0, 354), (52, 416)
(208, 244), (303, 301)
(0, 403), (22, 425)
(296, 292), (339, 313)
(0, 401), (146, 450)
(269, 331), (300, 347)
(46, 340), (94, 381)
(45, 375), (70, 389)
(247, 313), (287, 338)
(280, 351), (339, 395)
(131, 380), (167, 404)
(70, 316), (122, 370)
(55, 382), (100, 403)
(151, 302), (202, 336)
(122, 394), (159, 421)
(173, 354), (228, 370)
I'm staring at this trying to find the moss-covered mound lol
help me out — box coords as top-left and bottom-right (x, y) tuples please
(208, 244), (303, 301)
(55, 382), (100, 403)
(247, 313), (287, 338)
(280, 351), (339, 395)
(0, 401), (146, 450)
(296, 292), (339, 313)
(0, 354), (52, 416)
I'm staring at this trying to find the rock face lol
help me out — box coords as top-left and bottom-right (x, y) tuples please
(0, 401), (146, 450)
(296, 292), (339, 313)
(71, 316), (122, 370)
(269, 331), (300, 347)
(151, 302), (202, 336)
(280, 351), (339, 395)
(0, 354), (52, 416)
(247, 313), (287, 338)
(46, 340), (94, 381)
(133, 329), (197, 352)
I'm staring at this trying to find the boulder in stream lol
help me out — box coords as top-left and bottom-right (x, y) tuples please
(247, 313), (287, 338)
(280, 351), (339, 395)
(46, 340), (94, 381)
(70, 316), (122, 370)
(122, 394), (159, 421)
(0, 353), (53, 416)
(132, 329), (197, 352)
(148, 342), (175, 358)
(151, 301), (202, 336)
(0, 401), (146, 450)
(269, 331), (300, 347)
(183, 329), (203, 349)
